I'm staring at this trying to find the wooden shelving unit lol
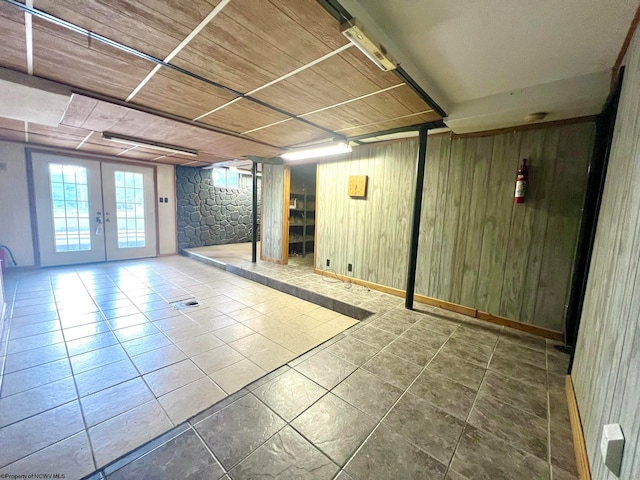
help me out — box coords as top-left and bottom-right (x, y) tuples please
(288, 191), (315, 257)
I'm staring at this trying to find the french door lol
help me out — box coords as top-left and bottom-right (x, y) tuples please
(31, 152), (157, 266)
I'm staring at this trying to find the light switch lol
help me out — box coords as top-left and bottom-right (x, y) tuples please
(601, 423), (624, 476)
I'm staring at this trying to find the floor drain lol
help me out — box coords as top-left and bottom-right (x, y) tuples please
(170, 298), (201, 310)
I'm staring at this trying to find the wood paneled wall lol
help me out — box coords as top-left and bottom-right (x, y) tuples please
(316, 122), (594, 332)
(572, 27), (640, 480)
(261, 164), (286, 262)
(316, 141), (417, 288)
(417, 124), (594, 330)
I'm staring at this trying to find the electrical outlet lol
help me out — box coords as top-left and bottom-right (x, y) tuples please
(326, 259), (330, 267)
(348, 263), (353, 272)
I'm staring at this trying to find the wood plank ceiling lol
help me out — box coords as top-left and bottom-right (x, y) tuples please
(0, 0), (441, 166)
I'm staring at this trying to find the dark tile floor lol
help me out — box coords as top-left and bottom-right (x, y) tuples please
(0, 255), (577, 480)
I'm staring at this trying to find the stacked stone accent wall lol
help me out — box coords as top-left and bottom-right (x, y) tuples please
(176, 166), (260, 250)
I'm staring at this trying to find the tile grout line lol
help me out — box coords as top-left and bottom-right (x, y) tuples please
(334, 316), (467, 479)
(441, 326), (501, 479)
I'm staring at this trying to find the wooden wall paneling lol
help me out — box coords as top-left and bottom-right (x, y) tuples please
(459, 136), (494, 307)
(253, 79), (336, 116)
(304, 102), (390, 132)
(260, 163), (285, 262)
(518, 127), (561, 323)
(34, 0), (219, 60)
(245, 121), (331, 148)
(224, 0), (334, 66)
(416, 134), (445, 297)
(393, 141), (417, 288)
(371, 144), (390, 285)
(388, 85), (436, 114)
(282, 166), (290, 263)
(309, 53), (396, 100)
(499, 128), (546, 320)
(475, 133), (520, 313)
(132, 69), (237, 121)
(0, 128), (26, 143)
(32, 19), (152, 100)
(0, 118), (28, 131)
(60, 95), (99, 128)
(200, 99), (289, 134)
(79, 101), (132, 133)
(437, 137), (465, 300)
(337, 48), (406, 90)
(572, 28), (640, 477)
(364, 152), (380, 281)
(267, 0), (349, 51)
(379, 142), (400, 287)
(449, 137), (477, 304)
(315, 162), (328, 269)
(428, 134), (452, 296)
(0, 3), (28, 72)
(174, 29), (278, 94)
(533, 123), (593, 329)
(352, 148), (367, 281)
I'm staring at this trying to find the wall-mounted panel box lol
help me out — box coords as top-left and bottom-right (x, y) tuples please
(348, 175), (368, 198)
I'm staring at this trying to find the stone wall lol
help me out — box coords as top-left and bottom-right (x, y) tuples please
(176, 166), (260, 250)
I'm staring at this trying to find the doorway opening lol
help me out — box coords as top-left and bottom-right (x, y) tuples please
(286, 163), (317, 267)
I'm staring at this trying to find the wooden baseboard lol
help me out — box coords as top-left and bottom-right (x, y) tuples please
(313, 268), (564, 340)
(476, 311), (564, 341)
(566, 375), (592, 480)
(414, 294), (477, 318)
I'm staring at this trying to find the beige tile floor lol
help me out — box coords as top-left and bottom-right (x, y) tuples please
(0, 255), (358, 476)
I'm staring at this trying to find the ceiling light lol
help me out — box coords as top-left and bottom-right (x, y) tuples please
(524, 112), (547, 123)
(102, 132), (199, 157)
(281, 141), (352, 161)
(341, 19), (397, 71)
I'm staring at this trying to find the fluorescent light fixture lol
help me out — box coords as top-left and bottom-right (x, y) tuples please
(341, 19), (397, 71)
(281, 141), (352, 161)
(102, 132), (198, 157)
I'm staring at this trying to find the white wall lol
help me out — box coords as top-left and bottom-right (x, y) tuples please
(0, 141), (35, 266)
(156, 163), (177, 255)
(0, 140), (177, 266)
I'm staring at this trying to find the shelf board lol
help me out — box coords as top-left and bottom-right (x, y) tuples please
(288, 238), (315, 244)
(289, 223), (315, 227)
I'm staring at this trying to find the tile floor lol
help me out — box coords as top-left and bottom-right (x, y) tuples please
(0, 254), (578, 480)
(0, 256), (358, 478)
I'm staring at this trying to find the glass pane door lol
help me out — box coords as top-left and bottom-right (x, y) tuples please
(32, 153), (106, 266)
(49, 164), (92, 252)
(102, 162), (157, 261)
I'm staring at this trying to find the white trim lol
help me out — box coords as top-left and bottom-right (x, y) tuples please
(125, 0), (231, 102)
(75, 131), (94, 150)
(246, 44), (353, 96)
(298, 83), (404, 118)
(192, 44), (354, 122)
(192, 97), (241, 122)
(242, 118), (292, 135)
(241, 84), (405, 135)
(25, 0), (33, 75)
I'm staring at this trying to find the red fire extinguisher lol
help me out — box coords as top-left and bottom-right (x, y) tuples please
(514, 159), (528, 204)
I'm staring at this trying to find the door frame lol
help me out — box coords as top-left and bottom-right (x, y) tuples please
(26, 147), (160, 266)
